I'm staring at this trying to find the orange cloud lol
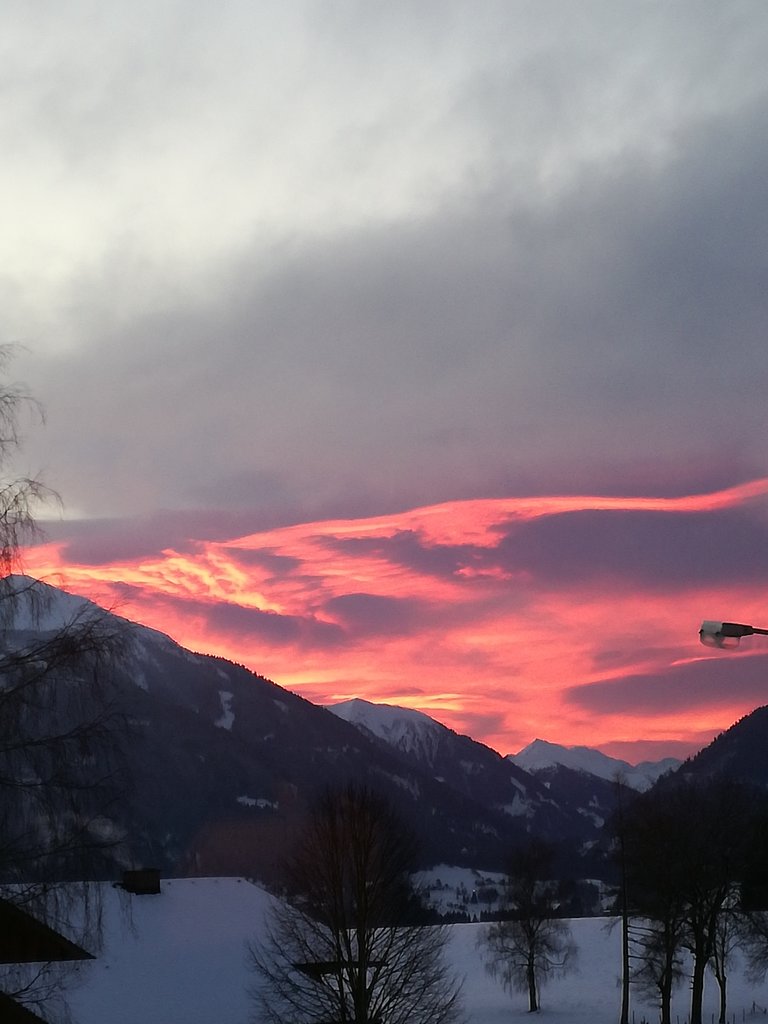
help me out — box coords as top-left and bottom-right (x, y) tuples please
(23, 478), (768, 762)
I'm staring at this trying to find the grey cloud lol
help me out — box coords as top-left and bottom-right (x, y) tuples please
(450, 709), (510, 747)
(590, 644), (682, 674)
(202, 601), (345, 649)
(38, 509), (286, 565)
(94, 582), (344, 650)
(14, 11), (768, 527)
(566, 654), (768, 715)
(328, 532), (483, 580)
(605, 737), (710, 763)
(323, 593), (425, 637)
(493, 506), (768, 589)
(326, 504), (768, 595)
(224, 548), (303, 576)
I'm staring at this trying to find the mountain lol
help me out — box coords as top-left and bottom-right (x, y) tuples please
(327, 697), (554, 817)
(329, 698), (444, 763)
(3, 577), (627, 880)
(3, 577), (701, 883)
(671, 705), (768, 786)
(2, 572), (102, 631)
(326, 698), (616, 875)
(507, 739), (680, 841)
(510, 738), (680, 792)
(105, 637), (535, 877)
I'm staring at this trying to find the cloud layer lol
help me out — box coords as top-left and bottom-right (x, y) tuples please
(3, 2), (767, 520)
(3, 3), (768, 759)
(25, 480), (768, 761)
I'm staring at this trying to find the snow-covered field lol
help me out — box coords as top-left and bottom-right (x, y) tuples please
(64, 876), (768, 1024)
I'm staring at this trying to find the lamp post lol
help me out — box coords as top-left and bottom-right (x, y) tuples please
(699, 620), (768, 649)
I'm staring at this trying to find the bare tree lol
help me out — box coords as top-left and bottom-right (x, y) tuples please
(737, 908), (768, 990)
(628, 918), (686, 1024)
(621, 778), (753, 1024)
(0, 351), (125, 1020)
(726, 801), (768, 1006)
(479, 840), (576, 1013)
(612, 773), (632, 1024)
(709, 893), (740, 1024)
(619, 785), (689, 1024)
(249, 784), (463, 1024)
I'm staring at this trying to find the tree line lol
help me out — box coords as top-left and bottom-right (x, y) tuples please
(249, 774), (768, 1024)
(0, 352), (126, 1021)
(615, 774), (768, 1024)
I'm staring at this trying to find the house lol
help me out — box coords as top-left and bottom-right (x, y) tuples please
(120, 868), (161, 895)
(0, 989), (52, 1023)
(0, 897), (93, 1022)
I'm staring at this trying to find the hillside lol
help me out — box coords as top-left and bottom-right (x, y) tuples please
(3, 577), (623, 878)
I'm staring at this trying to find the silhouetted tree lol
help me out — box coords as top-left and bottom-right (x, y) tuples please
(728, 799), (768, 1001)
(619, 785), (689, 1024)
(613, 773), (632, 1024)
(710, 893), (740, 1024)
(621, 778), (753, 1024)
(250, 784), (463, 1024)
(679, 781), (750, 1024)
(0, 352), (125, 1020)
(479, 839), (576, 1013)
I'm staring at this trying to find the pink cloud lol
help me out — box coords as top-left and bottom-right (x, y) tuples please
(24, 477), (768, 761)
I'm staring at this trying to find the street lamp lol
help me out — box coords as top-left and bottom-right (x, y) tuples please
(699, 620), (768, 649)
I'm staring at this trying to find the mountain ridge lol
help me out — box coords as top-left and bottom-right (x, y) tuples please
(4, 578), (611, 877)
(10, 575), (762, 885)
(510, 737), (680, 791)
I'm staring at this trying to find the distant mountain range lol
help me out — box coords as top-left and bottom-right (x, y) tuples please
(510, 737), (680, 791)
(327, 699), (679, 791)
(326, 698), (680, 869)
(5, 576), (767, 883)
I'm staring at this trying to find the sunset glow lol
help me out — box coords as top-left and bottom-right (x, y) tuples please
(3, 2), (767, 770)
(24, 479), (768, 763)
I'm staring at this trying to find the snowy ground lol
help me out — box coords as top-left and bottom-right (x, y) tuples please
(63, 876), (768, 1024)
(413, 863), (507, 917)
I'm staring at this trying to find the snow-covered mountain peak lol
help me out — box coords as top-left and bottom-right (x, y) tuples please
(2, 574), (106, 632)
(327, 698), (445, 762)
(510, 738), (679, 792)
(512, 738), (629, 777)
(1, 575), (185, 663)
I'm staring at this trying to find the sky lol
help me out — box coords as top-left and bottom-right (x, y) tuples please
(3, 1), (768, 762)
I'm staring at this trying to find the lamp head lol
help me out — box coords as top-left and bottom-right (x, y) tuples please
(699, 620), (754, 649)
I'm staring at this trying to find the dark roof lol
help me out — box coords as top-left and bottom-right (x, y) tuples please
(295, 959), (385, 979)
(0, 899), (93, 964)
(0, 990), (49, 1023)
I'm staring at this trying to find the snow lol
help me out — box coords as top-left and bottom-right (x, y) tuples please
(511, 738), (680, 791)
(237, 796), (278, 810)
(1, 575), (181, 656)
(2, 574), (102, 633)
(63, 876), (768, 1024)
(496, 795), (536, 818)
(328, 700), (681, 791)
(413, 864), (506, 916)
(68, 878), (272, 1024)
(216, 690), (235, 729)
(327, 698), (442, 760)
